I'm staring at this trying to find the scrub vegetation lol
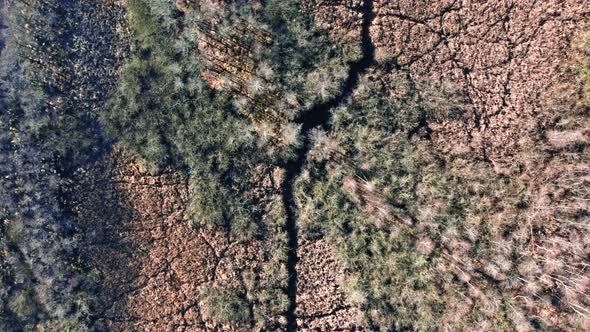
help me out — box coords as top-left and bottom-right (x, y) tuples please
(297, 40), (590, 332)
(1, 0), (589, 330)
(100, 0), (353, 329)
(102, 0), (349, 234)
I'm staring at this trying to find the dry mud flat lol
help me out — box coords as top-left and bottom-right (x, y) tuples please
(72, 150), (268, 331)
(72, 148), (360, 331)
(296, 239), (365, 331)
(305, 0), (590, 329)
(72, 150), (206, 331)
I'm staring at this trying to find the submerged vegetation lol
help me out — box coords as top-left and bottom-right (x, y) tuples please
(1, 0), (589, 330)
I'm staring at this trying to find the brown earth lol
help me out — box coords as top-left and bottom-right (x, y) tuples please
(316, 0), (590, 329)
(313, 0), (590, 172)
(70, 146), (360, 331)
(296, 238), (365, 331)
(71, 148), (270, 331)
(305, 0), (590, 329)
(70, 146), (358, 331)
(374, 0), (590, 173)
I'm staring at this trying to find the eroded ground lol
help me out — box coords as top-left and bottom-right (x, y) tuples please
(379, 1), (589, 172)
(296, 239), (365, 331)
(69, 147), (359, 331)
(304, 0), (590, 329)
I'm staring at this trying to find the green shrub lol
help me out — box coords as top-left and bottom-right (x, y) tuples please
(0, 0), (125, 329)
(201, 286), (252, 327)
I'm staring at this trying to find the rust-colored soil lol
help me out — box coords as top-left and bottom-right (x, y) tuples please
(304, 0), (590, 328)
(72, 149), (264, 331)
(376, 0), (590, 171)
(72, 147), (358, 331)
(296, 238), (365, 331)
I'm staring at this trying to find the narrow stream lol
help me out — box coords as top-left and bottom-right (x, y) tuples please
(281, 1), (376, 330)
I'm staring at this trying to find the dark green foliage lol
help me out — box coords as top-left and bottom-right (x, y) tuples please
(296, 74), (452, 330)
(4, 0), (123, 170)
(126, 0), (177, 53)
(259, 0), (350, 108)
(100, 1), (353, 329)
(201, 286), (253, 327)
(2, 0), (588, 330)
(103, 0), (353, 235)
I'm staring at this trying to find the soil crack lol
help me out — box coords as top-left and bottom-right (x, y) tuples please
(281, 1), (375, 330)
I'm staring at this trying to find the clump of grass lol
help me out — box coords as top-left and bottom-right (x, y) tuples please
(298, 54), (590, 329)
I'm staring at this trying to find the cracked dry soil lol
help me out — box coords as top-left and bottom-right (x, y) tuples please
(72, 0), (590, 330)
(72, 149), (268, 331)
(315, 0), (590, 171)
